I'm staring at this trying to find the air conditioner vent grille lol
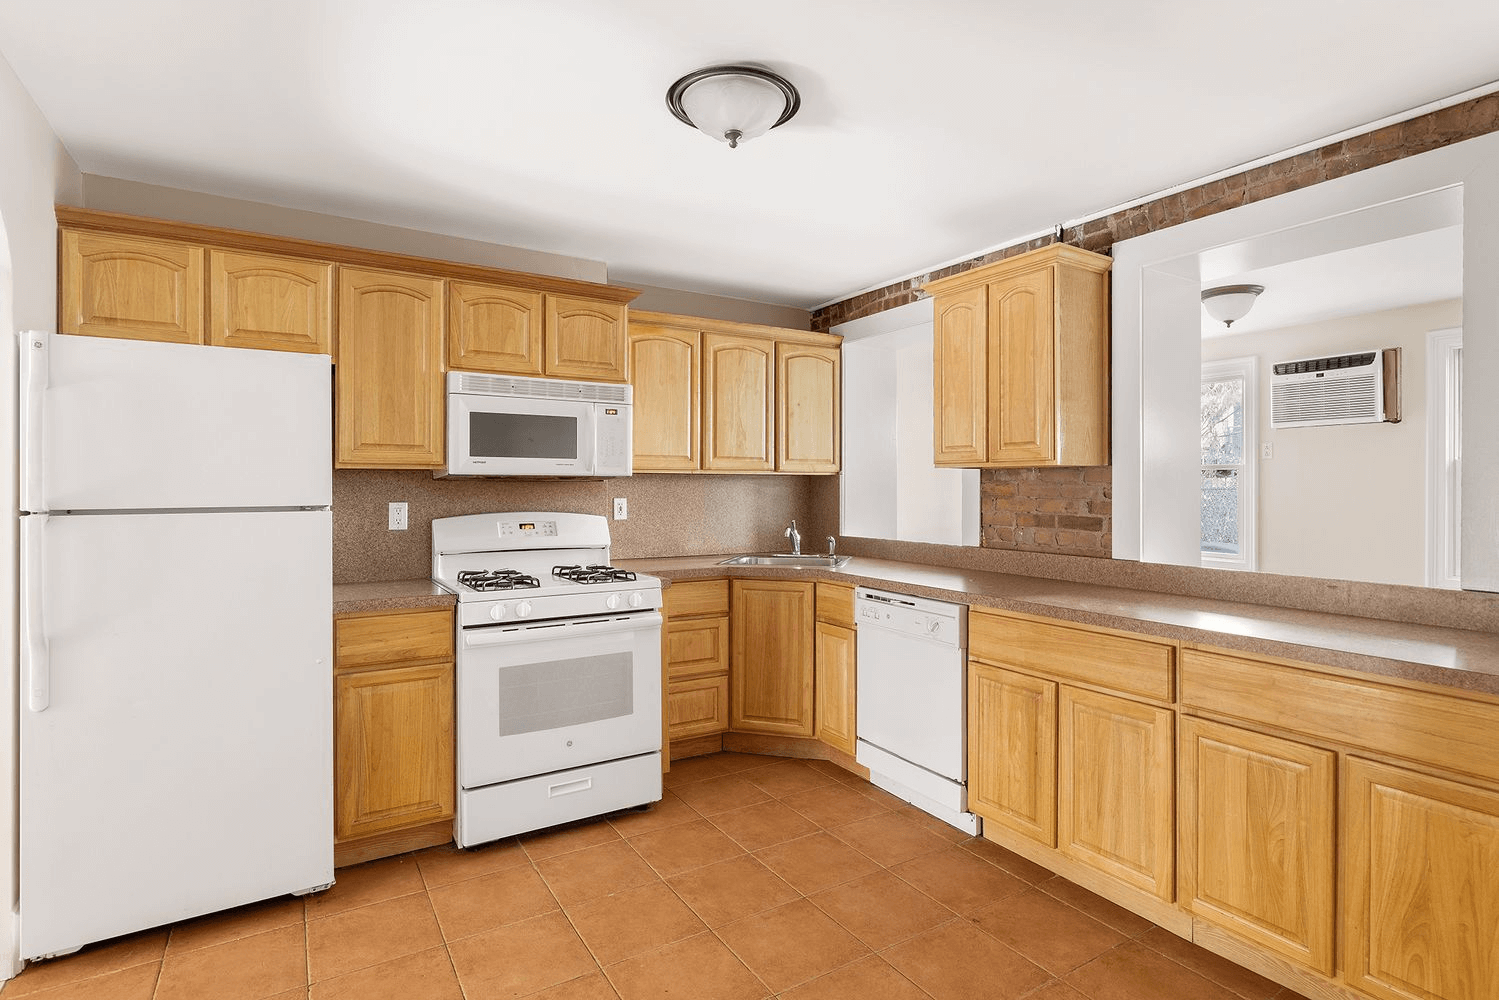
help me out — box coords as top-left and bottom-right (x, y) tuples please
(1272, 352), (1377, 376)
(1270, 349), (1391, 428)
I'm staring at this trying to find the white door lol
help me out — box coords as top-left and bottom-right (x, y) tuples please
(21, 331), (330, 512)
(458, 613), (662, 787)
(19, 510), (333, 959)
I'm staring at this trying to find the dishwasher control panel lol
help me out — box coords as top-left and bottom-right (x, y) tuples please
(854, 588), (966, 648)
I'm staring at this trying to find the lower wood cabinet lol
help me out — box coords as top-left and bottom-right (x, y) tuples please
(664, 580), (731, 743)
(814, 621), (856, 755)
(1343, 756), (1499, 1000)
(1179, 717), (1335, 974)
(969, 661), (1057, 847)
(730, 579), (814, 736)
(333, 607), (454, 866)
(667, 675), (731, 740)
(1058, 685), (1174, 901)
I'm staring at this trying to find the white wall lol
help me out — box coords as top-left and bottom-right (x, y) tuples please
(1203, 299), (1460, 586)
(0, 50), (81, 978)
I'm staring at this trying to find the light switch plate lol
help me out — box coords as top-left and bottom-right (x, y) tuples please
(613, 498), (628, 520)
(388, 501), (409, 530)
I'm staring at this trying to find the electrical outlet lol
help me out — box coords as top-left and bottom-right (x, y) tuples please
(388, 501), (408, 531)
(613, 497), (628, 521)
(1261, 443), (1274, 460)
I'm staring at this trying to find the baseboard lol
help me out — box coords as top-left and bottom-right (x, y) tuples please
(668, 734), (723, 761)
(1192, 921), (1363, 1000)
(334, 820), (452, 868)
(721, 732), (868, 779)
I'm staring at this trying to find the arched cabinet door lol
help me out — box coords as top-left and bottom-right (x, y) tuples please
(988, 265), (1056, 465)
(209, 250), (332, 354)
(448, 280), (545, 376)
(933, 284), (988, 465)
(630, 323), (701, 471)
(61, 230), (204, 344)
(702, 333), (775, 472)
(545, 294), (628, 382)
(777, 343), (840, 473)
(335, 266), (445, 469)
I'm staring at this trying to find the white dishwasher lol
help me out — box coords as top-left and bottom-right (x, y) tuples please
(855, 588), (980, 835)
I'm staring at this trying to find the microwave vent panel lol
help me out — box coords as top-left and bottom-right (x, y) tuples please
(451, 371), (632, 404)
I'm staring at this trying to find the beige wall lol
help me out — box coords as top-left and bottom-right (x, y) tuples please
(1203, 299), (1461, 586)
(628, 283), (810, 329)
(1, 50), (82, 978)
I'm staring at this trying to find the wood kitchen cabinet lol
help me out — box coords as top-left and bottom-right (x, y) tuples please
(730, 580), (815, 736)
(448, 280), (546, 376)
(629, 323), (701, 470)
(664, 580), (731, 742)
(704, 332), (776, 472)
(813, 582), (856, 755)
(333, 607), (455, 867)
(968, 661), (1057, 846)
(208, 249), (333, 354)
(335, 266), (446, 469)
(545, 294), (628, 382)
(1178, 717), (1335, 974)
(778, 343), (841, 474)
(924, 243), (1110, 468)
(60, 229), (204, 344)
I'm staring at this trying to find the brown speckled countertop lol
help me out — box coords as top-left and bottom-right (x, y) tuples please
(617, 555), (1499, 698)
(333, 579), (456, 615)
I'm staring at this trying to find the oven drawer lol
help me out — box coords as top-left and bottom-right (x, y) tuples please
(456, 751), (662, 847)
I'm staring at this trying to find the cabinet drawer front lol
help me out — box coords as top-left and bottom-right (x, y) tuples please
(665, 579), (730, 618)
(815, 582), (855, 627)
(666, 616), (729, 680)
(336, 609), (454, 668)
(1181, 647), (1499, 786)
(668, 675), (730, 740)
(970, 610), (1174, 703)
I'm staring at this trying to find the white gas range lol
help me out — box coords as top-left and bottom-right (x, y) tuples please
(432, 512), (663, 847)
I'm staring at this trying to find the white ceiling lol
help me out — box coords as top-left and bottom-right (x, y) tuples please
(2, 1), (1498, 309)
(1201, 226), (1464, 337)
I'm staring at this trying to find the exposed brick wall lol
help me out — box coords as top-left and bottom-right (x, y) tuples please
(981, 467), (1112, 558)
(811, 92), (1499, 335)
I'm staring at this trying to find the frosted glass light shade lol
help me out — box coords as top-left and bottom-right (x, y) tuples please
(667, 65), (800, 148)
(1201, 284), (1264, 328)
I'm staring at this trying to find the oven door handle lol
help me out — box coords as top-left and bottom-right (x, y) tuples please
(462, 611), (662, 649)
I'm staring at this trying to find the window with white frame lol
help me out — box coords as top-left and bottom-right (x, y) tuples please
(1200, 357), (1258, 570)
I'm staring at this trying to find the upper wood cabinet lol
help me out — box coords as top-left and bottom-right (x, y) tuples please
(924, 244), (1111, 468)
(629, 323), (701, 471)
(778, 343), (841, 474)
(730, 580), (815, 736)
(335, 266), (446, 469)
(61, 230), (204, 344)
(630, 310), (841, 475)
(545, 295), (628, 382)
(208, 249), (332, 354)
(447, 280), (545, 376)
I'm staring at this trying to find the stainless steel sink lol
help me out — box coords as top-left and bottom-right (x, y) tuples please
(718, 553), (851, 568)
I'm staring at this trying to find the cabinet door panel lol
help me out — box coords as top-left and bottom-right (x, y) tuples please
(666, 615), (729, 681)
(1059, 686), (1174, 900)
(61, 230), (204, 344)
(668, 675), (730, 740)
(814, 621), (856, 756)
(335, 267), (445, 468)
(208, 250), (332, 354)
(933, 286), (987, 465)
(1180, 718), (1335, 974)
(777, 343), (841, 473)
(989, 267), (1055, 464)
(545, 295), (627, 382)
(1344, 757), (1499, 1000)
(448, 281), (544, 375)
(335, 662), (454, 841)
(730, 580), (814, 735)
(969, 663), (1057, 846)
(703, 334), (775, 471)
(630, 324), (701, 470)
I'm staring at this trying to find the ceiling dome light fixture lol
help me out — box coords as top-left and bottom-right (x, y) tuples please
(666, 64), (800, 149)
(1201, 284), (1265, 328)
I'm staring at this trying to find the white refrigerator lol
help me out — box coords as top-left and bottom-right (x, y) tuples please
(17, 330), (334, 960)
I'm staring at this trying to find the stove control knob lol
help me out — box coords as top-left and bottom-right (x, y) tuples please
(489, 604), (508, 621)
(605, 593), (622, 610)
(516, 601), (533, 619)
(628, 592), (643, 608)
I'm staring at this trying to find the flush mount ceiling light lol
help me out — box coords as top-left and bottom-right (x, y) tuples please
(1201, 284), (1265, 328)
(666, 64), (800, 149)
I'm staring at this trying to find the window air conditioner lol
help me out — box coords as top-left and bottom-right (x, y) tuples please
(1270, 348), (1401, 428)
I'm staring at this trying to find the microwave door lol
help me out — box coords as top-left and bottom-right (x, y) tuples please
(450, 394), (595, 476)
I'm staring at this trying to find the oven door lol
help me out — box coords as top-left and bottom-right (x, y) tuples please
(448, 392), (597, 477)
(457, 611), (662, 787)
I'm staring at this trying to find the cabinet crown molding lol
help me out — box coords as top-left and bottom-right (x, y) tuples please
(629, 308), (842, 348)
(922, 243), (1112, 297)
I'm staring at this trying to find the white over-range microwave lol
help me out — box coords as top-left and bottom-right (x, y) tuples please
(445, 372), (632, 477)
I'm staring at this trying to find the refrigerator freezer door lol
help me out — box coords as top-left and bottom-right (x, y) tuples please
(19, 510), (333, 959)
(20, 332), (331, 512)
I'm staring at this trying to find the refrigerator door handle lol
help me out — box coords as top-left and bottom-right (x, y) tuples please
(19, 330), (49, 513)
(21, 513), (50, 712)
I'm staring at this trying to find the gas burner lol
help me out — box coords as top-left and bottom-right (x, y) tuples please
(457, 569), (541, 592)
(552, 564), (638, 585)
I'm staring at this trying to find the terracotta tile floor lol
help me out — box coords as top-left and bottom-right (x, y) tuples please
(1, 753), (1314, 1000)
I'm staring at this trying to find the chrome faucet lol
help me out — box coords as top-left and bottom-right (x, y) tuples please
(827, 535), (837, 558)
(785, 520), (802, 556)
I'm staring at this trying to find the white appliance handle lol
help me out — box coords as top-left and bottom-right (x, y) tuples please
(18, 330), (48, 512)
(21, 513), (50, 712)
(462, 611), (662, 649)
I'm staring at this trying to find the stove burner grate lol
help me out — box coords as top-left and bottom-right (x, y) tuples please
(457, 569), (542, 592)
(552, 564), (638, 585)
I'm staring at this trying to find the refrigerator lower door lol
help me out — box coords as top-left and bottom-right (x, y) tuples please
(21, 331), (331, 512)
(20, 510), (333, 959)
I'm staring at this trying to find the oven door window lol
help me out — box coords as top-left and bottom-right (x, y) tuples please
(495, 652), (633, 736)
(469, 412), (578, 460)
